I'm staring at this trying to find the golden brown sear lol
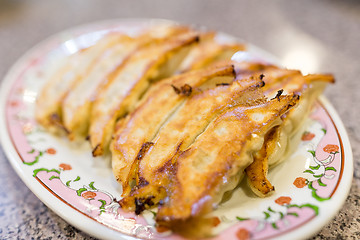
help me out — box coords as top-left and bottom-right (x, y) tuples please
(114, 62), (333, 233)
(111, 63), (237, 197)
(244, 70), (334, 197)
(36, 23), (335, 236)
(155, 94), (299, 230)
(116, 68), (268, 210)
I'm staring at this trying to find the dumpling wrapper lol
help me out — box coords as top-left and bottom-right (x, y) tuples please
(118, 77), (268, 210)
(155, 94), (299, 234)
(61, 25), (194, 138)
(244, 66), (334, 197)
(177, 32), (245, 73)
(89, 32), (200, 156)
(111, 64), (237, 196)
(36, 33), (130, 133)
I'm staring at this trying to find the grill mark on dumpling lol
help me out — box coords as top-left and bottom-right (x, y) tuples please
(156, 142), (183, 174)
(171, 84), (193, 96)
(49, 113), (68, 133)
(122, 141), (154, 195)
(215, 82), (230, 86)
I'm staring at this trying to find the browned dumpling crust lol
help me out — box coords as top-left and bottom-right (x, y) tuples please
(35, 23), (335, 236)
(115, 62), (333, 232)
(242, 65), (335, 197)
(155, 94), (299, 229)
(117, 70), (268, 209)
(111, 64), (237, 196)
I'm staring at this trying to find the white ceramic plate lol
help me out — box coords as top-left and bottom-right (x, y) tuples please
(0, 19), (353, 240)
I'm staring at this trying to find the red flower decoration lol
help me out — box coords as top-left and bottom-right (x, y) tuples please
(236, 228), (250, 240)
(46, 148), (56, 154)
(275, 196), (292, 206)
(293, 177), (307, 188)
(323, 144), (339, 154)
(81, 191), (97, 199)
(212, 216), (221, 227)
(9, 101), (19, 107)
(59, 163), (72, 171)
(301, 132), (315, 141)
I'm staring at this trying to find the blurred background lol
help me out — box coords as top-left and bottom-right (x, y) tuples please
(0, 0), (359, 239)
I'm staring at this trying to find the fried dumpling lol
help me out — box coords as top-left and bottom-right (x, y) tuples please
(111, 64), (237, 197)
(116, 71), (297, 215)
(61, 25), (194, 139)
(117, 73), (267, 210)
(89, 32), (200, 156)
(35, 22), (335, 237)
(35, 33), (130, 133)
(243, 65), (335, 197)
(61, 35), (135, 138)
(155, 94), (299, 231)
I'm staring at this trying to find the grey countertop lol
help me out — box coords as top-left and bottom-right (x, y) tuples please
(0, 0), (359, 239)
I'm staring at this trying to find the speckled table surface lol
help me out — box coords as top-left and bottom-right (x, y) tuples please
(0, 0), (359, 239)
